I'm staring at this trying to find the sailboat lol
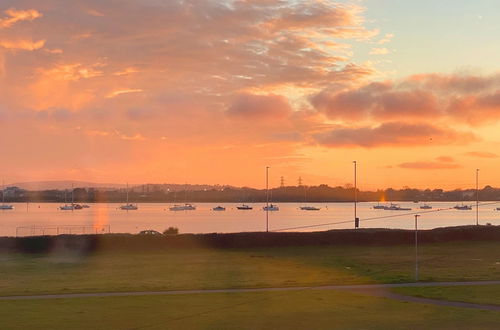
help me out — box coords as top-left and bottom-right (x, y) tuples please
(120, 183), (138, 210)
(0, 181), (14, 210)
(59, 185), (75, 210)
(262, 177), (279, 211)
(237, 204), (253, 210)
(237, 191), (253, 210)
(454, 203), (472, 210)
(373, 202), (387, 209)
(169, 185), (196, 211)
(299, 185), (320, 211)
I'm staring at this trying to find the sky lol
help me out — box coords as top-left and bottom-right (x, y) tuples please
(0, 0), (499, 189)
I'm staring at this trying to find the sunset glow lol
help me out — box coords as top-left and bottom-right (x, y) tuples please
(1, 0), (499, 189)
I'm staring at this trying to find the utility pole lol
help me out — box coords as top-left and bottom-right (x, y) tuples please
(298, 176), (303, 187)
(280, 176), (285, 188)
(414, 214), (420, 282)
(266, 166), (270, 232)
(476, 169), (479, 226)
(353, 161), (358, 229)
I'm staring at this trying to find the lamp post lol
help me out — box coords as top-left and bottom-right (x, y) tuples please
(476, 169), (479, 226)
(266, 166), (269, 232)
(353, 161), (358, 228)
(414, 214), (420, 282)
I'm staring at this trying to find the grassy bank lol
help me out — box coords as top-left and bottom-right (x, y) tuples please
(1, 225), (499, 254)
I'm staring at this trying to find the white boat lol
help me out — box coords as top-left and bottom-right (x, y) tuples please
(373, 203), (387, 209)
(237, 204), (253, 210)
(263, 204), (279, 211)
(300, 185), (320, 211)
(454, 204), (472, 210)
(420, 204), (432, 209)
(120, 183), (138, 210)
(169, 203), (196, 211)
(384, 203), (412, 211)
(59, 186), (75, 211)
(120, 203), (138, 210)
(212, 206), (226, 211)
(300, 206), (320, 211)
(1, 182), (14, 210)
(59, 204), (75, 211)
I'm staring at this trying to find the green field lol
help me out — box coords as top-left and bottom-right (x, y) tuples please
(1, 240), (499, 329)
(1, 290), (499, 330)
(0, 241), (499, 296)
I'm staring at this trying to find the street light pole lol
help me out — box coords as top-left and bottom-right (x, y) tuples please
(476, 169), (479, 226)
(414, 214), (420, 282)
(266, 166), (269, 232)
(353, 161), (358, 228)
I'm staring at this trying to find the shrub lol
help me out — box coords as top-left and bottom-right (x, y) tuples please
(163, 227), (179, 235)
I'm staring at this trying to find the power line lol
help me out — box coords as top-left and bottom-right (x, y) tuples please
(271, 201), (500, 232)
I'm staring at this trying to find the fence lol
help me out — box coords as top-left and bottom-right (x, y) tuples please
(15, 225), (111, 237)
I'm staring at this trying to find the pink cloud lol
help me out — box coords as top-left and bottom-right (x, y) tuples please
(0, 8), (42, 28)
(398, 162), (461, 170)
(311, 73), (500, 124)
(464, 151), (498, 158)
(313, 122), (477, 148)
(227, 94), (292, 120)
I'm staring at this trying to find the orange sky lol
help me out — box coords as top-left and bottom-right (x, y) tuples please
(0, 1), (499, 189)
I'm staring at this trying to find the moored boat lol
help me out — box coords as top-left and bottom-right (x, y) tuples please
(0, 182), (13, 210)
(454, 204), (472, 210)
(300, 206), (320, 211)
(169, 203), (196, 211)
(120, 203), (138, 210)
(384, 203), (412, 211)
(373, 203), (387, 209)
(120, 183), (138, 210)
(263, 204), (279, 211)
(237, 204), (253, 210)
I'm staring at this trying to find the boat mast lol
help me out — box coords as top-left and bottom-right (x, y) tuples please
(126, 183), (129, 205)
(266, 166), (269, 232)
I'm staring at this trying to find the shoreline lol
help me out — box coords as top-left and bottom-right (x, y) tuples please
(1, 225), (498, 253)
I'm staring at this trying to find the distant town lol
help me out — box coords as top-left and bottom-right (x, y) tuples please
(2, 182), (500, 203)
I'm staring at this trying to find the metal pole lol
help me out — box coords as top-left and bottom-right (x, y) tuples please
(414, 214), (420, 282)
(476, 169), (479, 226)
(266, 166), (269, 232)
(353, 161), (357, 228)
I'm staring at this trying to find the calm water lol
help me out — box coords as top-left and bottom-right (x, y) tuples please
(1, 202), (499, 237)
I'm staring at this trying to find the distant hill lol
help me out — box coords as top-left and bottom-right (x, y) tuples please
(8, 181), (127, 190)
(8, 181), (236, 192)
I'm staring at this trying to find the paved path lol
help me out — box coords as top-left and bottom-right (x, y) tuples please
(358, 290), (500, 312)
(1, 280), (500, 311)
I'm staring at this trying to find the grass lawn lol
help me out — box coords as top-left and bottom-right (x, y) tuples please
(0, 241), (499, 296)
(392, 285), (500, 306)
(1, 290), (499, 330)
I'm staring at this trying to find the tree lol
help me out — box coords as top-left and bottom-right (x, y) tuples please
(163, 227), (179, 235)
